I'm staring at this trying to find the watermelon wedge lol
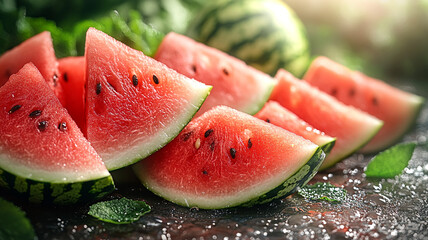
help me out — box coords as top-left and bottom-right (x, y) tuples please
(134, 106), (325, 209)
(58, 56), (86, 131)
(0, 63), (114, 204)
(0, 31), (63, 103)
(255, 101), (336, 154)
(270, 69), (383, 170)
(85, 28), (212, 170)
(154, 32), (276, 116)
(303, 56), (425, 153)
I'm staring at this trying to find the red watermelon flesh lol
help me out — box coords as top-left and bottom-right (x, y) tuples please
(85, 28), (212, 170)
(0, 63), (110, 183)
(58, 56), (86, 131)
(255, 101), (336, 154)
(303, 56), (425, 153)
(134, 106), (325, 209)
(270, 69), (383, 170)
(154, 32), (276, 116)
(0, 31), (63, 103)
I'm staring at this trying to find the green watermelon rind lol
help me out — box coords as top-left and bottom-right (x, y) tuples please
(320, 121), (384, 171)
(239, 147), (325, 208)
(108, 85), (212, 171)
(318, 137), (336, 156)
(187, 0), (310, 77)
(138, 146), (325, 209)
(0, 167), (115, 205)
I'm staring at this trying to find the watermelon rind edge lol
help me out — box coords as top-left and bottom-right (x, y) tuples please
(320, 119), (384, 171)
(0, 167), (115, 205)
(319, 137), (336, 156)
(137, 146), (325, 210)
(108, 85), (213, 171)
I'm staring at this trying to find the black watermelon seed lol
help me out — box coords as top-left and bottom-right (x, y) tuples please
(209, 141), (215, 151)
(192, 65), (197, 73)
(132, 74), (138, 86)
(248, 138), (252, 149)
(63, 73), (68, 82)
(96, 83), (102, 95)
(222, 68), (229, 76)
(372, 97), (378, 106)
(5, 69), (12, 78)
(331, 88), (338, 96)
(265, 118), (270, 123)
(204, 129), (213, 138)
(58, 122), (67, 131)
(153, 75), (159, 84)
(202, 170), (208, 175)
(37, 121), (48, 131)
(183, 131), (193, 141)
(349, 88), (356, 97)
(29, 110), (42, 118)
(230, 148), (236, 159)
(8, 105), (22, 114)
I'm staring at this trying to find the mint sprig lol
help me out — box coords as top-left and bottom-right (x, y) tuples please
(298, 182), (347, 202)
(88, 197), (151, 224)
(0, 198), (36, 240)
(365, 142), (416, 178)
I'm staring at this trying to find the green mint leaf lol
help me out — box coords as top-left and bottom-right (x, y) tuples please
(0, 198), (36, 240)
(298, 182), (347, 202)
(88, 197), (151, 224)
(365, 142), (416, 178)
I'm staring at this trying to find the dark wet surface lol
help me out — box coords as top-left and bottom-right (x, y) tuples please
(1, 80), (428, 240)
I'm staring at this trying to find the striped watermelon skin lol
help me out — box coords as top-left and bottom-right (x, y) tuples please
(0, 168), (114, 205)
(187, 0), (310, 77)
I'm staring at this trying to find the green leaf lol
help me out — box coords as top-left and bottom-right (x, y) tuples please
(298, 182), (347, 202)
(0, 198), (36, 240)
(365, 142), (416, 178)
(88, 197), (151, 224)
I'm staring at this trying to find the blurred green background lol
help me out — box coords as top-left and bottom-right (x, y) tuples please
(1, 0), (427, 81)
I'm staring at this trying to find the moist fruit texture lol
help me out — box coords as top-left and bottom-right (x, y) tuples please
(303, 56), (424, 153)
(134, 106), (325, 209)
(154, 32), (276, 117)
(0, 31), (63, 104)
(255, 101), (336, 155)
(0, 63), (114, 205)
(270, 69), (383, 170)
(85, 28), (212, 170)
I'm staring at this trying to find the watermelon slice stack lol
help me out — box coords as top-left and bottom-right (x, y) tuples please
(0, 27), (423, 208)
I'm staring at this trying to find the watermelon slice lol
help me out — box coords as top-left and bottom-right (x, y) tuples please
(58, 56), (86, 131)
(255, 101), (336, 154)
(303, 56), (425, 153)
(134, 106), (325, 209)
(270, 69), (383, 170)
(85, 28), (212, 170)
(154, 32), (276, 116)
(0, 31), (63, 103)
(0, 63), (114, 204)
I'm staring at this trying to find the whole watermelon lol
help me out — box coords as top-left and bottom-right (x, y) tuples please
(186, 0), (310, 77)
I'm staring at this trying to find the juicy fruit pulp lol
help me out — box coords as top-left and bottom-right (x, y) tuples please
(304, 56), (424, 153)
(134, 106), (325, 209)
(58, 56), (86, 131)
(154, 32), (276, 116)
(0, 63), (113, 204)
(85, 28), (211, 170)
(255, 101), (336, 154)
(270, 69), (383, 170)
(0, 31), (63, 103)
